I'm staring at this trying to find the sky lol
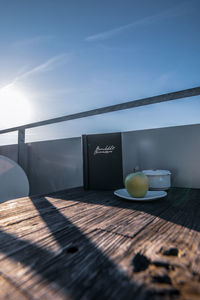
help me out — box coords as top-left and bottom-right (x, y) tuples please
(0, 0), (200, 145)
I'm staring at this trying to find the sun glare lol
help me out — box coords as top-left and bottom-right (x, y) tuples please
(0, 85), (32, 128)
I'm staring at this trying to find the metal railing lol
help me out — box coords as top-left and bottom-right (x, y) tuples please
(0, 86), (200, 169)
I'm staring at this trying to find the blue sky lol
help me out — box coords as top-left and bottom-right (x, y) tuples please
(0, 0), (199, 144)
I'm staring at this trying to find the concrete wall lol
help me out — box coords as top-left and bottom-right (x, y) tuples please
(0, 137), (82, 195)
(122, 123), (200, 189)
(0, 144), (18, 163)
(0, 123), (199, 195)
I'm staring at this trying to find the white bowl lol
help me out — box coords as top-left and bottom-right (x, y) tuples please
(142, 169), (171, 190)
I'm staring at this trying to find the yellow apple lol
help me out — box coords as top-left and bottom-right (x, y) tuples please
(125, 172), (149, 198)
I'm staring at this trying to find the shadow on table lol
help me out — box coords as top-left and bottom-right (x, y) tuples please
(48, 187), (200, 232)
(0, 195), (157, 300)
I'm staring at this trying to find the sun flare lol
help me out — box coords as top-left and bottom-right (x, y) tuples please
(0, 85), (32, 128)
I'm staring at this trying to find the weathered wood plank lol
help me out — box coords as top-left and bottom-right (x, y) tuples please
(0, 188), (157, 299)
(0, 273), (32, 300)
(105, 189), (200, 300)
(0, 187), (199, 299)
(0, 189), (165, 240)
(43, 189), (174, 237)
(0, 226), (139, 300)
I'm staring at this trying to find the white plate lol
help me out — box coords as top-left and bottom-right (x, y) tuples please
(114, 189), (167, 201)
(0, 155), (29, 203)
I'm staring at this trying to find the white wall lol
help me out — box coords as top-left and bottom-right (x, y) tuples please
(0, 123), (200, 195)
(122, 123), (200, 188)
(0, 137), (82, 195)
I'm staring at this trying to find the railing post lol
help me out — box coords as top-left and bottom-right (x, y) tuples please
(18, 129), (26, 170)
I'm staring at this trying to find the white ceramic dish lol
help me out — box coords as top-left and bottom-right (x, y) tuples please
(114, 189), (167, 201)
(142, 169), (171, 190)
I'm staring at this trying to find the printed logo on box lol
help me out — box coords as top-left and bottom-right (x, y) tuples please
(94, 145), (115, 155)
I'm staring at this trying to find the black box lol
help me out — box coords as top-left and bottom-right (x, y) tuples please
(82, 132), (124, 190)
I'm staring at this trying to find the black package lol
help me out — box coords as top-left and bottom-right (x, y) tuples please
(82, 132), (124, 190)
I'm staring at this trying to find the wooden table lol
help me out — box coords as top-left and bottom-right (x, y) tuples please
(0, 187), (200, 300)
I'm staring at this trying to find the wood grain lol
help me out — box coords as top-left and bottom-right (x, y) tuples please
(0, 187), (199, 299)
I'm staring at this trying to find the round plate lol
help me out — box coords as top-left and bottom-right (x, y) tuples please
(0, 155), (29, 203)
(114, 189), (167, 201)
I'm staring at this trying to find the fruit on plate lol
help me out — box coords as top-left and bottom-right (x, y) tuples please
(125, 172), (149, 198)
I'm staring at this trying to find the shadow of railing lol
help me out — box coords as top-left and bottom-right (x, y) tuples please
(0, 195), (155, 300)
(48, 187), (200, 232)
(0, 186), (198, 298)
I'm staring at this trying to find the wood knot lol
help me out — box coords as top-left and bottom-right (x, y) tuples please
(152, 260), (171, 270)
(66, 246), (78, 254)
(148, 287), (180, 297)
(152, 274), (172, 285)
(132, 253), (151, 272)
(162, 247), (179, 256)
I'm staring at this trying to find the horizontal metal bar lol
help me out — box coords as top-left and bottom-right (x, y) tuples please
(0, 86), (200, 135)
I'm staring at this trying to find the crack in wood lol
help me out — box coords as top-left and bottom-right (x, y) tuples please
(0, 271), (35, 300)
